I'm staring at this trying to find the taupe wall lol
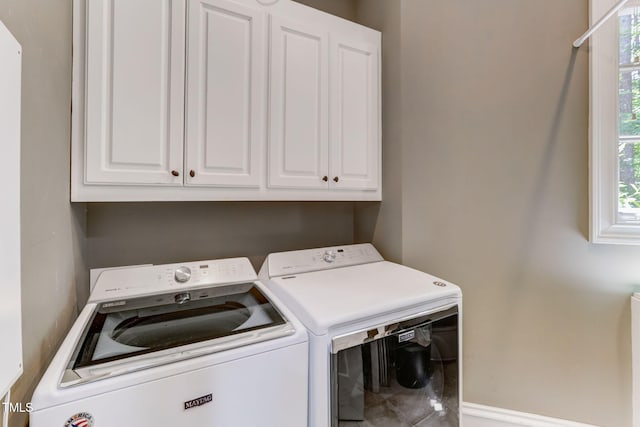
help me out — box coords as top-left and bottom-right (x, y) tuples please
(354, 0), (403, 263)
(87, 202), (354, 272)
(0, 1), (85, 426)
(357, 0), (640, 425)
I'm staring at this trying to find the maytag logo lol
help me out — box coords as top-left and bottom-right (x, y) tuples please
(184, 394), (213, 410)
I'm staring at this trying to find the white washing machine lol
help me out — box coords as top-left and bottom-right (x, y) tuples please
(259, 243), (462, 427)
(31, 257), (308, 427)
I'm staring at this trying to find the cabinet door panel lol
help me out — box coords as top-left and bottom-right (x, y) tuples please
(85, 0), (185, 185)
(330, 37), (379, 190)
(185, 0), (264, 187)
(268, 15), (328, 189)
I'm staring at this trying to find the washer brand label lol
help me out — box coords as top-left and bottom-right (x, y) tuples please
(64, 412), (94, 427)
(184, 394), (213, 410)
(398, 330), (416, 343)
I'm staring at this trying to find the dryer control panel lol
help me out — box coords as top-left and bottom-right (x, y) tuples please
(263, 243), (384, 277)
(89, 257), (257, 302)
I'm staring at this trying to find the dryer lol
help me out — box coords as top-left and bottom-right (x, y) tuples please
(31, 257), (308, 427)
(259, 243), (462, 427)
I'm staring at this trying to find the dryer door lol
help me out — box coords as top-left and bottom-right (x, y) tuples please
(331, 306), (460, 426)
(63, 282), (294, 386)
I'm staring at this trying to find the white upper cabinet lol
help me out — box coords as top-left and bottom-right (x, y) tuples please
(72, 0), (381, 201)
(185, 0), (264, 187)
(268, 10), (380, 193)
(329, 36), (379, 190)
(84, 0), (185, 185)
(268, 15), (328, 189)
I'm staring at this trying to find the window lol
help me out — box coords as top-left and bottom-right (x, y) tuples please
(618, 6), (640, 219)
(591, 0), (640, 243)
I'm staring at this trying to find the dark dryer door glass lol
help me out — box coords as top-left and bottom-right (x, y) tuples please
(331, 307), (459, 427)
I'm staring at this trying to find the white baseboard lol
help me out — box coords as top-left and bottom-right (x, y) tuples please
(462, 402), (600, 427)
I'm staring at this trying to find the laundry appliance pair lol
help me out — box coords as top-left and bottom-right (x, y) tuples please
(31, 244), (461, 427)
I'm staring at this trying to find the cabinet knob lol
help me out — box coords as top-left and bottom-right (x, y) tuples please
(322, 176), (328, 182)
(333, 176), (339, 183)
(171, 170), (180, 177)
(189, 170), (195, 178)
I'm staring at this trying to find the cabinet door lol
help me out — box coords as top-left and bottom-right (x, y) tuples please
(185, 0), (264, 187)
(84, 0), (185, 185)
(268, 15), (329, 189)
(329, 36), (380, 190)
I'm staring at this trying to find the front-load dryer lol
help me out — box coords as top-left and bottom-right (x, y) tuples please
(31, 257), (308, 427)
(259, 243), (462, 427)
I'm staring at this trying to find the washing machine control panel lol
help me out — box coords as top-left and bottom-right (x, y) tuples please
(266, 243), (384, 277)
(162, 258), (255, 288)
(89, 257), (258, 302)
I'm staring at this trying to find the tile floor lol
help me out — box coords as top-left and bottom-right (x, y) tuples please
(338, 361), (459, 427)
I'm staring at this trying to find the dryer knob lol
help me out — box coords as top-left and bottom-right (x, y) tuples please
(174, 266), (192, 283)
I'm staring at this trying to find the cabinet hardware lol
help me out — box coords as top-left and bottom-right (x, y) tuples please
(190, 170), (195, 178)
(333, 177), (339, 183)
(322, 176), (328, 182)
(171, 170), (180, 177)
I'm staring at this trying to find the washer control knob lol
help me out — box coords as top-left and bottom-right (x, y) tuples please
(175, 292), (191, 305)
(323, 250), (337, 263)
(174, 266), (192, 283)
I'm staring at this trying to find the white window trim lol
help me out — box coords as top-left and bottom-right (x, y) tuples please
(591, 0), (640, 244)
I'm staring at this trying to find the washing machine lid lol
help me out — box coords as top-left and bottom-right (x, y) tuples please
(266, 261), (461, 335)
(61, 282), (294, 387)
